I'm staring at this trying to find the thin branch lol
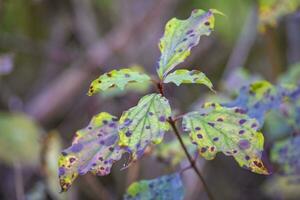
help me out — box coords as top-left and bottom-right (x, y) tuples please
(167, 117), (214, 200)
(13, 161), (25, 200)
(157, 82), (214, 200)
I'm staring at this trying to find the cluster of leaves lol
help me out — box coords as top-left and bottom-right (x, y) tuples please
(211, 63), (300, 198)
(58, 8), (276, 199)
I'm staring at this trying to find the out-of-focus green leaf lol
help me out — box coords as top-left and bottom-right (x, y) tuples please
(271, 136), (300, 175)
(0, 112), (41, 166)
(263, 175), (300, 199)
(279, 63), (300, 86)
(58, 112), (124, 192)
(99, 65), (151, 98)
(224, 81), (281, 125)
(183, 102), (269, 175)
(118, 93), (171, 165)
(163, 69), (214, 91)
(258, 0), (300, 31)
(153, 135), (196, 166)
(157, 9), (220, 79)
(264, 110), (292, 142)
(124, 173), (184, 200)
(43, 132), (67, 200)
(88, 68), (151, 96)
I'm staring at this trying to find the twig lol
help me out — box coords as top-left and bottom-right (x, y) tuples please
(156, 82), (214, 200)
(168, 117), (214, 200)
(13, 161), (25, 200)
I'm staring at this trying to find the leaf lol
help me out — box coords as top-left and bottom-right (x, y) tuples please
(182, 102), (269, 175)
(271, 136), (300, 175)
(99, 65), (151, 98)
(223, 68), (262, 95)
(157, 9), (219, 79)
(88, 68), (151, 96)
(58, 112), (124, 192)
(153, 135), (196, 166)
(118, 93), (171, 165)
(124, 173), (184, 200)
(43, 131), (68, 200)
(163, 69), (214, 91)
(224, 81), (281, 126)
(258, 0), (300, 31)
(0, 112), (41, 165)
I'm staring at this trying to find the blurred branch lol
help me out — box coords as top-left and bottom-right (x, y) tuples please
(25, 0), (174, 123)
(126, 161), (140, 186)
(82, 175), (112, 200)
(13, 161), (25, 200)
(286, 11), (300, 65)
(71, 0), (100, 47)
(222, 5), (258, 80)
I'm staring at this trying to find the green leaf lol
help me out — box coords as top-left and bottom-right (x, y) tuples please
(271, 136), (300, 175)
(88, 68), (151, 96)
(99, 65), (151, 98)
(58, 112), (124, 192)
(118, 93), (171, 165)
(279, 62), (300, 86)
(163, 69), (214, 91)
(153, 135), (196, 166)
(124, 173), (184, 200)
(0, 112), (41, 166)
(157, 9), (218, 79)
(182, 102), (269, 175)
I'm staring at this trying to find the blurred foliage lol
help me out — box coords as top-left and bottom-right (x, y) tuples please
(124, 173), (184, 200)
(0, 112), (42, 166)
(258, 0), (300, 31)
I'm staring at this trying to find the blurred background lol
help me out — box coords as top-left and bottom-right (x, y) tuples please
(0, 0), (300, 199)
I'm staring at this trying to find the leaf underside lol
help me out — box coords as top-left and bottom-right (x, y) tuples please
(183, 102), (269, 175)
(88, 68), (151, 96)
(157, 9), (216, 78)
(124, 173), (184, 200)
(58, 112), (124, 192)
(164, 69), (214, 91)
(118, 93), (171, 165)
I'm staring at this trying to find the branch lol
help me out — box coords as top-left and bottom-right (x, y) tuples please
(157, 83), (214, 200)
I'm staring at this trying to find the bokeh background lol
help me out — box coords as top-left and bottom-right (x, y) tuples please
(0, 0), (300, 199)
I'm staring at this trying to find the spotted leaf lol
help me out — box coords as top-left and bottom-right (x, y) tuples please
(182, 102), (269, 175)
(224, 81), (281, 126)
(157, 9), (220, 79)
(153, 135), (197, 166)
(88, 68), (151, 96)
(58, 112), (124, 192)
(118, 93), (171, 164)
(163, 69), (214, 91)
(271, 136), (300, 175)
(124, 173), (184, 200)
